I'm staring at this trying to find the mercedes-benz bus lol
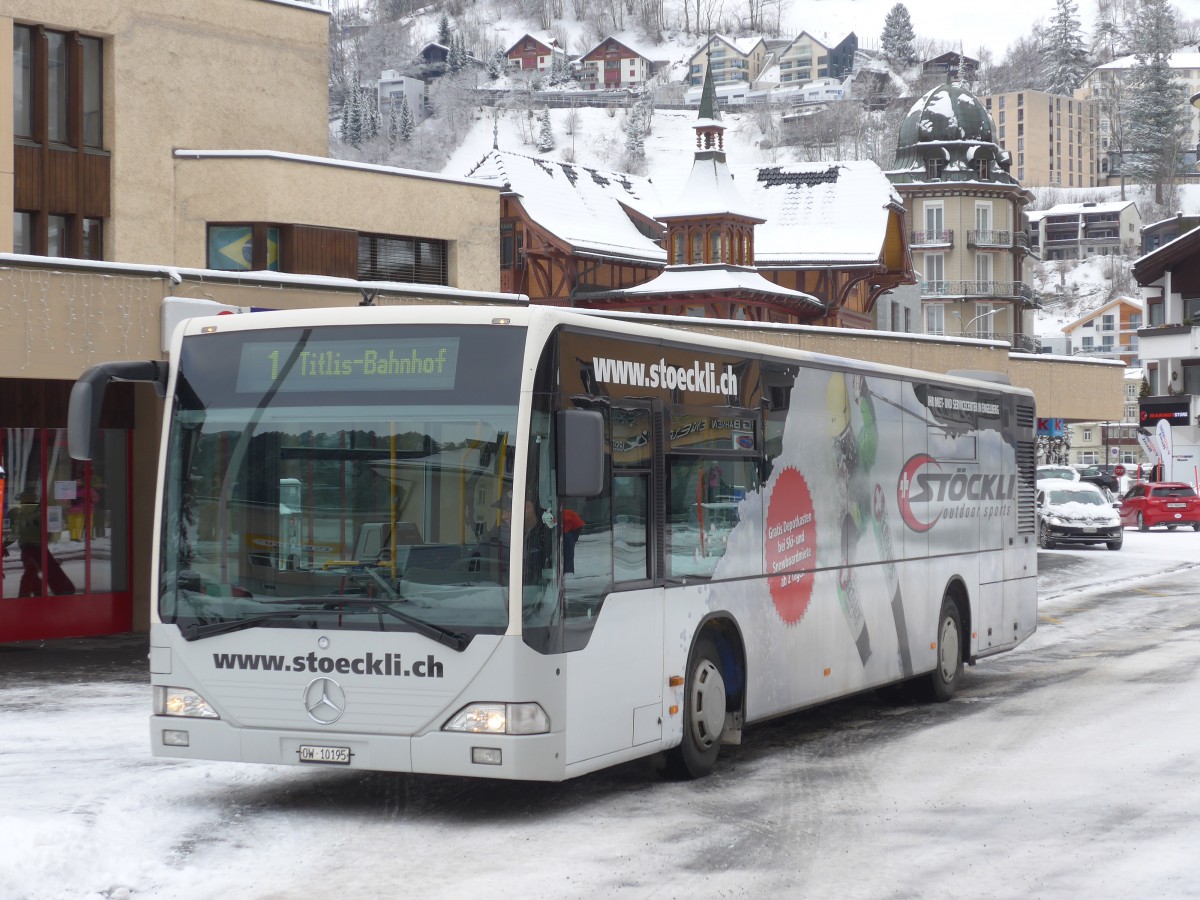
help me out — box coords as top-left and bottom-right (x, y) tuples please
(68, 303), (1038, 780)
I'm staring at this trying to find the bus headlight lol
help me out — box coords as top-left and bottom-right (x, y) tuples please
(157, 686), (220, 719)
(443, 702), (549, 735)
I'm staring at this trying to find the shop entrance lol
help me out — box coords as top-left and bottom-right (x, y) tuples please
(2, 426), (131, 641)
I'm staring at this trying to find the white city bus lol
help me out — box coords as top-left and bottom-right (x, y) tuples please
(69, 304), (1038, 781)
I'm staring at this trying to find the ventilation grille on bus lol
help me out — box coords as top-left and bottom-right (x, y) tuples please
(1016, 401), (1035, 431)
(1016, 439), (1036, 533)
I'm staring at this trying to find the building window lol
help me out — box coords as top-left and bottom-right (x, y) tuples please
(925, 157), (946, 179)
(358, 233), (448, 284)
(47, 216), (68, 257)
(82, 36), (103, 148)
(82, 218), (103, 260)
(1083, 428), (1092, 442)
(12, 25), (108, 259)
(925, 303), (945, 335)
(14, 26), (33, 138)
(13, 213), (32, 254)
(207, 224), (280, 271)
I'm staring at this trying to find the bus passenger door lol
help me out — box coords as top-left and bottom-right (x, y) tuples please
(564, 402), (665, 767)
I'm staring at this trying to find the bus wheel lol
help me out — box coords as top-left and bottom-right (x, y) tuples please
(660, 634), (726, 779)
(923, 596), (963, 703)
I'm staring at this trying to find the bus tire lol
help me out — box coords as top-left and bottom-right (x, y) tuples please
(923, 595), (963, 703)
(660, 634), (726, 779)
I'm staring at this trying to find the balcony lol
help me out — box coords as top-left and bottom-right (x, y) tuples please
(967, 230), (1012, 248)
(920, 280), (1036, 303)
(1137, 323), (1200, 361)
(910, 229), (953, 247)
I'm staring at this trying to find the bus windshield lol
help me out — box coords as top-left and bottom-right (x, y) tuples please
(159, 324), (526, 644)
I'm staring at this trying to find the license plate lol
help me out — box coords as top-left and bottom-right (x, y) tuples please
(299, 745), (351, 764)
(1081, 527), (1096, 533)
(1167, 503), (1186, 509)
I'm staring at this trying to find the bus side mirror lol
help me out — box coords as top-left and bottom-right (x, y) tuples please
(557, 408), (604, 498)
(69, 361), (168, 461)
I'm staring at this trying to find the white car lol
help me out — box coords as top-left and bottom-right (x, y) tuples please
(1036, 464), (1079, 483)
(1035, 479), (1123, 550)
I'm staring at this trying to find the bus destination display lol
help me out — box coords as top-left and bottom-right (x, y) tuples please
(235, 337), (461, 393)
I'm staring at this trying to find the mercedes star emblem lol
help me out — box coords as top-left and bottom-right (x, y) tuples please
(303, 677), (346, 724)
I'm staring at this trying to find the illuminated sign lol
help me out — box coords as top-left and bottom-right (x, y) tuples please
(236, 338), (460, 393)
(1140, 401), (1190, 427)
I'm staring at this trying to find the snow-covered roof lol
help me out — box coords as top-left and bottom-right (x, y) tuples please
(1059, 295), (1143, 333)
(735, 161), (903, 265)
(1040, 200), (1137, 217)
(664, 153), (763, 221)
(580, 36), (654, 61)
(464, 150), (666, 263)
(505, 32), (561, 54)
(1090, 52), (1200, 72)
(612, 264), (822, 310)
(688, 34), (765, 63)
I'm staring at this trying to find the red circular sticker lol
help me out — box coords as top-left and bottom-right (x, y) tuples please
(766, 467), (817, 624)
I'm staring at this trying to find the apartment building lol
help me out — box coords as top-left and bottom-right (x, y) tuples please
(981, 90), (1101, 188)
(686, 35), (768, 87)
(1036, 200), (1141, 260)
(886, 82), (1039, 353)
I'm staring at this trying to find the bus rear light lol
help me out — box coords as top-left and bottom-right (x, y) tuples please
(443, 702), (549, 735)
(157, 686), (219, 719)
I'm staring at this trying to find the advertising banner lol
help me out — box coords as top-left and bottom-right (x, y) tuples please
(1157, 418), (1174, 481)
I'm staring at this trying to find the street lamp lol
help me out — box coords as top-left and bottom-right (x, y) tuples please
(954, 307), (1001, 337)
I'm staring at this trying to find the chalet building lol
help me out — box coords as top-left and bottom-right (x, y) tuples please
(774, 31), (857, 86)
(504, 32), (564, 73)
(585, 76), (822, 322)
(921, 52), (979, 82)
(464, 149), (667, 300)
(578, 38), (655, 90)
(465, 68), (910, 324)
(886, 82), (1039, 352)
(686, 35), (768, 88)
(1060, 296), (1144, 365)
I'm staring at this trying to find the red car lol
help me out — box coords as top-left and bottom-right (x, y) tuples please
(1118, 482), (1200, 532)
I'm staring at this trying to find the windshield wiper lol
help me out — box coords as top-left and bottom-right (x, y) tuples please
(322, 598), (470, 651)
(182, 611), (301, 641)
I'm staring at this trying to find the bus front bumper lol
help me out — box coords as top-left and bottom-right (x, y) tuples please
(150, 715), (568, 781)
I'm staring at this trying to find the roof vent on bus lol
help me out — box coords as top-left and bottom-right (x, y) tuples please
(946, 369), (1012, 385)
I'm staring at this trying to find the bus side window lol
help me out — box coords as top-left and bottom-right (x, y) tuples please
(666, 455), (758, 578)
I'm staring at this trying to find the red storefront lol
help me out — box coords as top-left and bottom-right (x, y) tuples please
(1, 381), (133, 642)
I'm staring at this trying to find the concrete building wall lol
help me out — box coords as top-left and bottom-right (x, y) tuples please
(171, 154), (501, 290)
(2, 0), (329, 262)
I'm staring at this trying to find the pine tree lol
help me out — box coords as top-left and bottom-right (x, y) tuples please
(880, 4), (916, 67)
(448, 35), (465, 75)
(387, 97), (400, 151)
(360, 82), (381, 142)
(549, 50), (569, 86)
(623, 108), (646, 169)
(486, 48), (505, 80)
(536, 108), (555, 152)
(1042, 0), (1089, 95)
(341, 73), (363, 147)
(399, 96), (415, 143)
(1123, 0), (1188, 204)
(437, 12), (451, 47)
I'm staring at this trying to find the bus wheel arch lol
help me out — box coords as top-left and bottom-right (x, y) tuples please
(923, 580), (967, 702)
(659, 616), (745, 780)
